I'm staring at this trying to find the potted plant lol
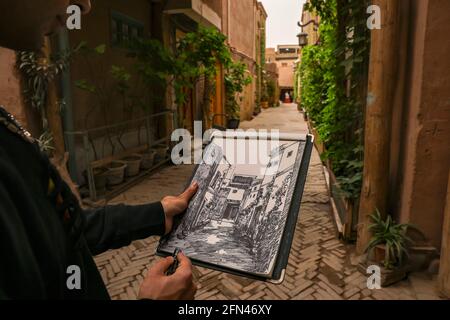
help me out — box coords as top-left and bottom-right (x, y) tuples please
(224, 97), (241, 129)
(140, 149), (157, 170)
(152, 144), (170, 162)
(105, 160), (127, 186)
(227, 117), (241, 130)
(261, 93), (269, 109)
(83, 167), (108, 196)
(363, 209), (413, 286)
(266, 79), (276, 108)
(122, 154), (143, 177)
(224, 61), (252, 129)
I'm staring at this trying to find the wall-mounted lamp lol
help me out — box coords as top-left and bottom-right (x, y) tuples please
(297, 32), (309, 47)
(297, 20), (320, 47)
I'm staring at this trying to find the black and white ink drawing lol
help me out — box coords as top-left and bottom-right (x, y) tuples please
(159, 137), (306, 277)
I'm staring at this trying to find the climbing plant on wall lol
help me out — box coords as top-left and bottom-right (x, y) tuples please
(128, 27), (251, 125)
(225, 61), (252, 120)
(299, 0), (370, 200)
(17, 47), (80, 154)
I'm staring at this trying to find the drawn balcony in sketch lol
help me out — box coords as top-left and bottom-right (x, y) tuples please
(159, 138), (306, 276)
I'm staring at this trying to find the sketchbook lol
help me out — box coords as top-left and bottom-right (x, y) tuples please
(157, 132), (313, 282)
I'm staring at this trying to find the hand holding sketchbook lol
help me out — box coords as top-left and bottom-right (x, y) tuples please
(158, 132), (313, 283)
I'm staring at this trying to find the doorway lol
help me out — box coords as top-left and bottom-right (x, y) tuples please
(223, 203), (240, 221)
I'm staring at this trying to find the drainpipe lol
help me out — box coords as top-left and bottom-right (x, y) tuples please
(57, 29), (78, 183)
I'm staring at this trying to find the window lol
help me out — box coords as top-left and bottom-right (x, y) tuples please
(280, 48), (297, 54)
(111, 11), (144, 47)
(269, 161), (279, 168)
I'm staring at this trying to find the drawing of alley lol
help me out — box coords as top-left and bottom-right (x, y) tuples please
(159, 137), (303, 274)
(161, 219), (257, 272)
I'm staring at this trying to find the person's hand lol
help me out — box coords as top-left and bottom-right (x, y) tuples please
(138, 252), (197, 300)
(161, 182), (198, 235)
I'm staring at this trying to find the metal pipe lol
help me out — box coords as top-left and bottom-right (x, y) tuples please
(83, 132), (96, 201)
(57, 29), (79, 183)
(297, 20), (319, 29)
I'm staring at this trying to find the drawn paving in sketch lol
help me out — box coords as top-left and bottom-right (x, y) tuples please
(159, 137), (306, 277)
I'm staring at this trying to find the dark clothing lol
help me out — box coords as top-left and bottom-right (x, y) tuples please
(0, 107), (166, 299)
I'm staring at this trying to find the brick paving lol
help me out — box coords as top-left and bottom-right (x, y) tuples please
(94, 103), (443, 300)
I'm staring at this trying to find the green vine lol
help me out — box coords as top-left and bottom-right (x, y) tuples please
(17, 47), (78, 153)
(128, 27), (251, 124)
(299, 0), (370, 199)
(225, 61), (252, 119)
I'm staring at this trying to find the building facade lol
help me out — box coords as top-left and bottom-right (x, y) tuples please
(222, 0), (267, 121)
(275, 44), (300, 101)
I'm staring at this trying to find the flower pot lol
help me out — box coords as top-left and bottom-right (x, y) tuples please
(357, 262), (408, 287)
(105, 160), (127, 186)
(123, 154), (143, 177)
(227, 119), (240, 130)
(152, 144), (169, 162)
(261, 101), (269, 109)
(93, 167), (108, 195)
(84, 167), (108, 196)
(373, 244), (387, 264)
(141, 150), (157, 170)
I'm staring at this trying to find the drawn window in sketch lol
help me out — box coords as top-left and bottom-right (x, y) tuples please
(159, 136), (306, 278)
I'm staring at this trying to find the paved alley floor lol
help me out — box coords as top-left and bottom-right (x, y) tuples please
(94, 103), (443, 300)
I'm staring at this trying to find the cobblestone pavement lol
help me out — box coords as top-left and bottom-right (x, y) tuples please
(94, 103), (443, 300)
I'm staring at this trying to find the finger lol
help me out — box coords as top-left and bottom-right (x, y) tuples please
(179, 182), (199, 202)
(176, 252), (193, 271)
(149, 257), (174, 275)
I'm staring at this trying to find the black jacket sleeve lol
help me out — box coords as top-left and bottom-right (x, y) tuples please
(83, 202), (166, 255)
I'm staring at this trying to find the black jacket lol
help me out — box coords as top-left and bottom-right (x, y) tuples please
(0, 107), (166, 299)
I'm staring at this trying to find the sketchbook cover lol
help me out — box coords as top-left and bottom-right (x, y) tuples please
(157, 134), (313, 282)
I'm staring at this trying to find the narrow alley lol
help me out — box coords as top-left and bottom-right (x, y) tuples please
(163, 219), (257, 272)
(94, 103), (441, 300)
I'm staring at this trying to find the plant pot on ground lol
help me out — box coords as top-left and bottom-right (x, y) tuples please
(152, 144), (169, 162)
(363, 209), (413, 286)
(357, 261), (409, 288)
(84, 167), (108, 196)
(140, 149), (157, 170)
(227, 118), (240, 129)
(122, 154), (143, 177)
(261, 101), (269, 109)
(105, 160), (127, 186)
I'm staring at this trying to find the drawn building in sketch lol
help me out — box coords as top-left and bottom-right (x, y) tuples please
(161, 138), (306, 276)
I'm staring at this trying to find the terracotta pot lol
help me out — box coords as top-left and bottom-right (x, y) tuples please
(105, 160), (127, 186)
(141, 150), (157, 170)
(261, 101), (269, 109)
(123, 154), (143, 177)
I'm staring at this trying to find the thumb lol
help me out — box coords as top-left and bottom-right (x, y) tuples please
(149, 257), (174, 275)
(179, 182), (199, 202)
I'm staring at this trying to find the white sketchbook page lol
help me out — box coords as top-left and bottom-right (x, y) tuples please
(159, 136), (306, 278)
